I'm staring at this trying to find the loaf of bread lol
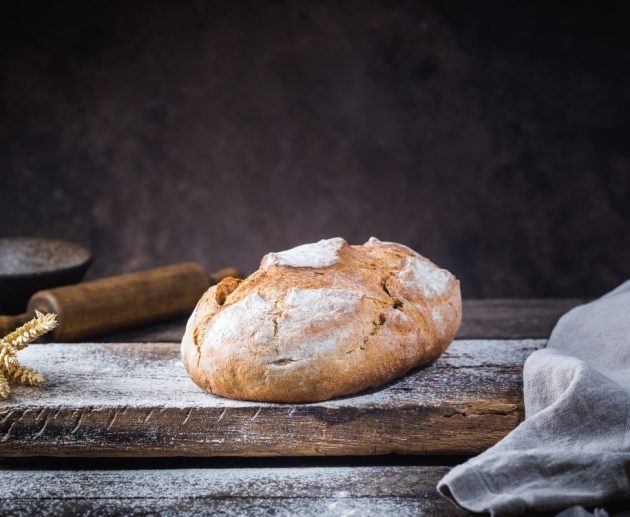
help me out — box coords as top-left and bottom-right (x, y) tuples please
(181, 237), (461, 402)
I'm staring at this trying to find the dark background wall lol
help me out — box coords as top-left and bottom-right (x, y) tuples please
(1, 0), (629, 297)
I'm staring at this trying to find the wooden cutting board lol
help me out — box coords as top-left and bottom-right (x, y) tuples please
(0, 339), (543, 457)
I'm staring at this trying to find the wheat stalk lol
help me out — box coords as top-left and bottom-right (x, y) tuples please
(2, 311), (58, 351)
(0, 371), (10, 399)
(0, 310), (57, 399)
(0, 347), (17, 370)
(7, 365), (45, 386)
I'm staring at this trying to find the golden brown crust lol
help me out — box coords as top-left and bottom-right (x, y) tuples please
(181, 237), (461, 402)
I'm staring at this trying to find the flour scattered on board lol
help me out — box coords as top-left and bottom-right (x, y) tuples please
(397, 256), (452, 298)
(261, 237), (346, 269)
(7, 339), (543, 409)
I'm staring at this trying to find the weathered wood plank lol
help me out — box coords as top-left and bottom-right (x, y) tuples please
(459, 298), (585, 339)
(105, 299), (584, 342)
(0, 339), (543, 457)
(0, 466), (466, 516)
(106, 316), (190, 342)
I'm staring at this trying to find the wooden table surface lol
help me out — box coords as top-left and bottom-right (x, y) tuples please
(0, 299), (584, 515)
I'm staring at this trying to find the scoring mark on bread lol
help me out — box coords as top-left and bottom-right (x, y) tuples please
(381, 279), (392, 297)
(270, 299), (284, 338)
(270, 357), (299, 366)
(348, 311), (389, 355)
(381, 276), (404, 312)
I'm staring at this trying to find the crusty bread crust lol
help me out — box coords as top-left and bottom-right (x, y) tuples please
(181, 237), (461, 403)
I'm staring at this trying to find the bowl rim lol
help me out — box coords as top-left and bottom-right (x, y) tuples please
(0, 237), (92, 279)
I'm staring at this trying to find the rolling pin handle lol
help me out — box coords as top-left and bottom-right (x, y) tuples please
(0, 312), (32, 339)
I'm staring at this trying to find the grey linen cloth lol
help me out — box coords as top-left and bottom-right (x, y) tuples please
(438, 280), (630, 516)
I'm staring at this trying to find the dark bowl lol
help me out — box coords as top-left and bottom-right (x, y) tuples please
(0, 237), (92, 314)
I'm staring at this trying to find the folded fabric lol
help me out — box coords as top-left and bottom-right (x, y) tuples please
(438, 280), (630, 516)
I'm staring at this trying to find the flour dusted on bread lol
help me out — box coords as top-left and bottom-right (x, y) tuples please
(182, 237), (462, 403)
(260, 237), (346, 269)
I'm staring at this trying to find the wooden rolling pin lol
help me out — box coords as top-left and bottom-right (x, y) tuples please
(0, 263), (241, 341)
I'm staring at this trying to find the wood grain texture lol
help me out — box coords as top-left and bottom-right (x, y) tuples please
(106, 298), (584, 343)
(0, 465), (465, 516)
(0, 339), (543, 457)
